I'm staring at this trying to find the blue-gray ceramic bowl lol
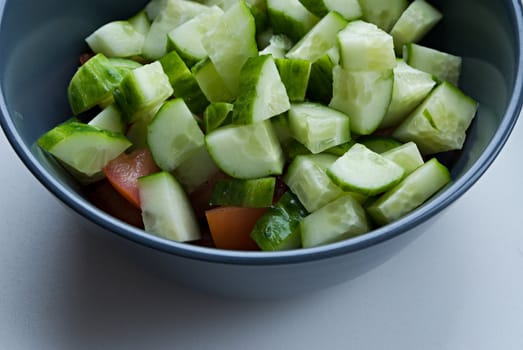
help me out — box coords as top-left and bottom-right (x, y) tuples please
(1, 0), (522, 298)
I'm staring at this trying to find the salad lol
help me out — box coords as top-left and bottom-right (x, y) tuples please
(37, 0), (478, 251)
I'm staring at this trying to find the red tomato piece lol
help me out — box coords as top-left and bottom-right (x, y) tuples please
(205, 207), (267, 251)
(103, 148), (160, 208)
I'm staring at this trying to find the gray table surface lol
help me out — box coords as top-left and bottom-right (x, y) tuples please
(1, 115), (523, 349)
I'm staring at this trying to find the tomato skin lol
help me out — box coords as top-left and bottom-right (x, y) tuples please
(103, 148), (160, 208)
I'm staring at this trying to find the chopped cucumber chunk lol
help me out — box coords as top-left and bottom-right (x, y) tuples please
(380, 59), (436, 129)
(301, 194), (370, 248)
(404, 43), (462, 86)
(68, 53), (123, 115)
(367, 158), (450, 225)
(139, 171), (201, 242)
(288, 102), (351, 154)
(142, 0), (208, 60)
(147, 98), (205, 171)
(88, 104), (125, 133)
(251, 192), (308, 251)
(232, 55), (291, 124)
(381, 141), (424, 175)
(37, 122), (131, 179)
(159, 50), (209, 114)
(329, 66), (394, 135)
(201, 0), (258, 96)
(210, 177), (276, 208)
(173, 145), (219, 193)
(128, 10), (151, 36)
(359, 0), (408, 32)
(192, 58), (235, 103)
(85, 20), (145, 58)
(284, 154), (344, 212)
(203, 102), (233, 133)
(337, 20), (396, 72)
(167, 6), (224, 66)
(286, 11), (347, 62)
(299, 0), (362, 21)
(267, 0), (319, 42)
(390, 0), (443, 55)
(393, 82), (478, 155)
(275, 58), (311, 102)
(327, 143), (405, 196)
(113, 61), (173, 123)
(205, 120), (284, 179)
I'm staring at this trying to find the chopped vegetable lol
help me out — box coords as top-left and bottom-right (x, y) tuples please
(205, 207), (267, 250)
(37, 0), (477, 250)
(103, 148), (160, 208)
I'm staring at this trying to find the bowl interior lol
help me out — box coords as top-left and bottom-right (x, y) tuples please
(0, 0), (521, 263)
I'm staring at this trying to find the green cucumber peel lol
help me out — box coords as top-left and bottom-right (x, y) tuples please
(232, 54), (290, 125)
(251, 192), (308, 251)
(209, 177), (276, 208)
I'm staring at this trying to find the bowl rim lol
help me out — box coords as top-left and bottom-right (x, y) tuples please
(1, 0), (523, 266)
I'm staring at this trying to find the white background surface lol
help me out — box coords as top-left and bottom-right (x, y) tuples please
(1, 117), (523, 350)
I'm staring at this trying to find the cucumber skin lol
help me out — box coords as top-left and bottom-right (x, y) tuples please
(159, 50), (209, 115)
(37, 122), (131, 179)
(209, 177), (276, 208)
(275, 58), (311, 102)
(232, 54), (273, 124)
(267, 0), (319, 42)
(204, 102), (233, 134)
(113, 61), (173, 123)
(232, 54), (290, 125)
(68, 53), (123, 115)
(191, 58), (235, 103)
(251, 192), (308, 251)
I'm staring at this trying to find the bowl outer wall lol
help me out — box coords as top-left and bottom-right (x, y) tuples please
(0, 0), (522, 267)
